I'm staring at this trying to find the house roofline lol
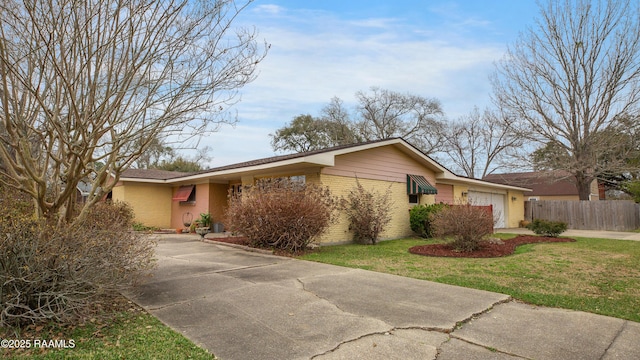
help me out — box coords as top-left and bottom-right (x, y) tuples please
(116, 138), (531, 192)
(437, 177), (531, 192)
(118, 138), (447, 183)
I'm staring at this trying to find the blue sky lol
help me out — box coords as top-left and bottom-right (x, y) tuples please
(200, 0), (540, 167)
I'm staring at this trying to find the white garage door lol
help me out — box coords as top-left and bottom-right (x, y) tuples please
(468, 191), (505, 228)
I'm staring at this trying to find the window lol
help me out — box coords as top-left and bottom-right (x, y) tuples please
(186, 187), (196, 202)
(231, 184), (242, 197)
(409, 194), (419, 204)
(289, 175), (306, 184)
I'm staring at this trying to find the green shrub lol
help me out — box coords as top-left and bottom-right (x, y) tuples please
(340, 180), (394, 245)
(622, 180), (640, 203)
(133, 222), (159, 232)
(409, 203), (448, 238)
(226, 178), (336, 252)
(199, 212), (212, 228)
(526, 219), (568, 237)
(431, 204), (494, 252)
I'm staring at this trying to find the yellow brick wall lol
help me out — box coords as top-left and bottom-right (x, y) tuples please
(113, 182), (172, 228)
(419, 194), (436, 205)
(317, 174), (415, 244)
(506, 190), (525, 228)
(112, 185), (125, 203)
(453, 185), (469, 204)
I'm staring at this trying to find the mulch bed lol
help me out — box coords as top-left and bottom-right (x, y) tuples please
(409, 235), (576, 258)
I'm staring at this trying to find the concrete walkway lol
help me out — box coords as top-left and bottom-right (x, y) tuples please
(127, 235), (640, 360)
(497, 228), (640, 241)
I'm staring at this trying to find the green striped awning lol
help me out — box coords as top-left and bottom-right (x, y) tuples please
(407, 174), (437, 195)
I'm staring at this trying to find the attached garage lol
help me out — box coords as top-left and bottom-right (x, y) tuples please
(468, 191), (506, 228)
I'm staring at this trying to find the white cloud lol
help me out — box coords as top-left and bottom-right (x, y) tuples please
(200, 124), (277, 167)
(196, 2), (511, 166)
(253, 4), (285, 15)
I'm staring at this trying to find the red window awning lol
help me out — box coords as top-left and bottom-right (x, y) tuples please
(172, 185), (194, 201)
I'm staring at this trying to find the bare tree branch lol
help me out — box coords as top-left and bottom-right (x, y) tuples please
(355, 87), (446, 153)
(0, 0), (267, 222)
(492, 0), (640, 199)
(439, 107), (526, 178)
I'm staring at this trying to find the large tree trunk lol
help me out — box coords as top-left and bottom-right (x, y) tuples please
(574, 173), (593, 201)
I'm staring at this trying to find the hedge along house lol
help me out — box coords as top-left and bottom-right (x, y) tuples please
(112, 138), (529, 244)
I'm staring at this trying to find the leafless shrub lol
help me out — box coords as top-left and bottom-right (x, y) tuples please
(340, 180), (393, 245)
(431, 204), (494, 252)
(226, 178), (336, 252)
(0, 195), (155, 327)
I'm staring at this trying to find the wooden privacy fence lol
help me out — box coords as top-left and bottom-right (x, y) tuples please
(524, 200), (640, 231)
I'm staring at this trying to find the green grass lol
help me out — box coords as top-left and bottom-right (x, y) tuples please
(300, 234), (640, 322)
(1, 307), (214, 359)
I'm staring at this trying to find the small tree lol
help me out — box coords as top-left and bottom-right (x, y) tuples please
(226, 178), (335, 252)
(431, 204), (494, 252)
(340, 181), (394, 245)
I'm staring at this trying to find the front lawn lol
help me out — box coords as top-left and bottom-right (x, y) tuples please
(0, 297), (215, 359)
(300, 234), (640, 322)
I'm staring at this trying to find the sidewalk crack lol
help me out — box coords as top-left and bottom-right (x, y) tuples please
(451, 297), (513, 332)
(311, 327), (454, 359)
(599, 320), (627, 360)
(310, 329), (396, 359)
(295, 278), (370, 319)
(444, 336), (532, 360)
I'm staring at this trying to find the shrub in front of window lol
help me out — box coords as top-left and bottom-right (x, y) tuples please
(409, 203), (449, 238)
(526, 219), (568, 237)
(225, 178), (336, 252)
(340, 180), (394, 245)
(431, 204), (494, 252)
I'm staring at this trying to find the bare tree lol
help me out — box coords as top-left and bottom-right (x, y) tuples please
(441, 107), (525, 178)
(0, 0), (267, 223)
(492, 0), (640, 200)
(270, 88), (445, 155)
(355, 87), (446, 154)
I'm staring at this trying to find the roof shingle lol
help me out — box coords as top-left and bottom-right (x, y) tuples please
(483, 171), (579, 196)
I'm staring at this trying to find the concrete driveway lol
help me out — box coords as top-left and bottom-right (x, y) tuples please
(127, 235), (640, 360)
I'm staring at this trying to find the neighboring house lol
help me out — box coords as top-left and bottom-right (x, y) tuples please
(76, 180), (92, 203)
(112, 138), (530, 243)
(483, 171), (603, 201)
